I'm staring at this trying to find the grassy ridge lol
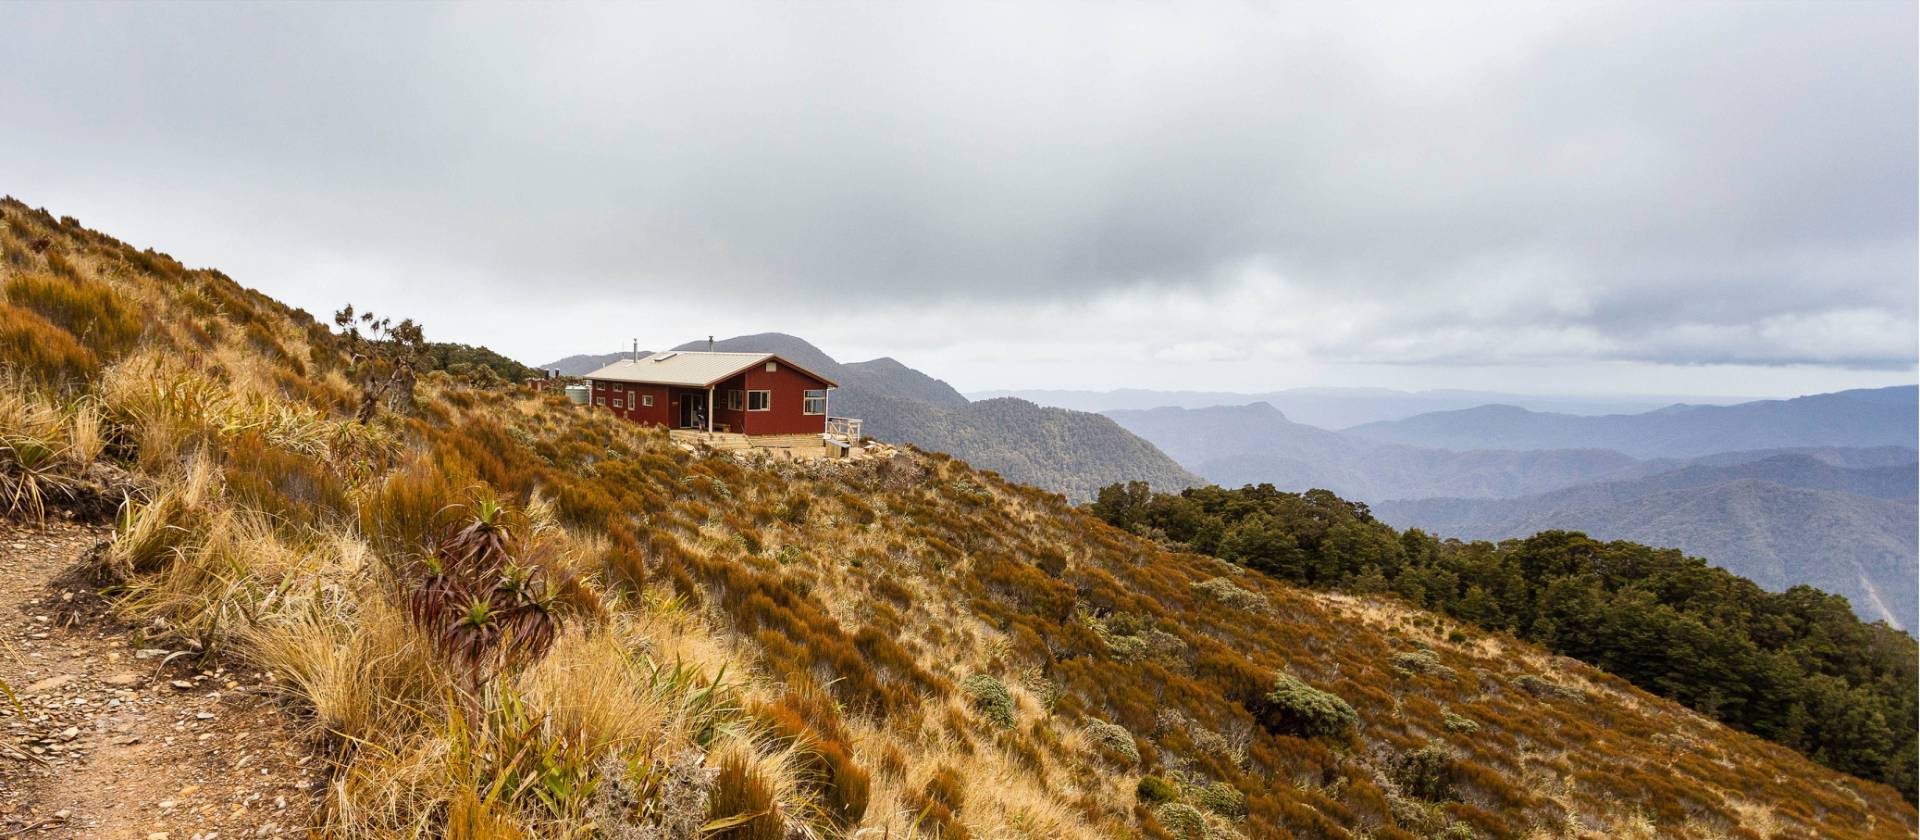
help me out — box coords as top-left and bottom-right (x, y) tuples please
(0, 197), (1914, 839)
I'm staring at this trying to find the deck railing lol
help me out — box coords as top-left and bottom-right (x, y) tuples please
(824, 416), (863, 446)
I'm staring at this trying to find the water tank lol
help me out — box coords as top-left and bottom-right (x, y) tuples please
(564, 383), (590, 405)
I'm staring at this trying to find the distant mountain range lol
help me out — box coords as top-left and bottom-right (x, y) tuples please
(1107, 402), (1648, 500)
(1108, 398), (1919, 630)
(1345, 386), (1918, 457)
(975, 386), (1755, 428)
(539, 351), (636, 377)
(540, 335), (1196, 501)
(1376, 457), (1918, 630)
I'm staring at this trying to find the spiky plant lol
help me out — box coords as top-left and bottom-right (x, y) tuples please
(406, 501), (564, 693)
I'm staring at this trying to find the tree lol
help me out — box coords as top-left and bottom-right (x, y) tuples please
(333, 304), (426, 422)
(1090, 481), (1152, 532)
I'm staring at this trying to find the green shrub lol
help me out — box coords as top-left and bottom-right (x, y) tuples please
(1388, 743), (1458, 802)
(1191, 780), (1244, 817)
(1391, 649), (1454, 678)
(1192, 576), (1268, 612)
(1155, 802), (1207, 840)
(1136, 775), (1177, 805)
(1442, 711), (1480, 734)
(961, 673), (1014, 728)
(1082, 719), (1139, 765)
(1258, 672), (1357, 738)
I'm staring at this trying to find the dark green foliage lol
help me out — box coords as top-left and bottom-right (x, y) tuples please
(1258, 672), (1357, 738)
(1155, 802), (1207, 839)
(1192, 780), (1245, 816)
(1136, 775), (1177, 805)
(422, 341), (539, 385)
(1388, 743), (1458, 802)
(1092, 480), (1920, 800)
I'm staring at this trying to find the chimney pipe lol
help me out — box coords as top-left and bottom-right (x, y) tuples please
(632, 338), (638, 362)
(707, 335), (714, 351)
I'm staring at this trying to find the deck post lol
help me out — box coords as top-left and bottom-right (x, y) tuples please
(706, 386), (714, 434)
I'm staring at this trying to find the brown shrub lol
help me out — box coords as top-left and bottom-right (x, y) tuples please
(222, 433), (350, 528)
(3, 271), (141, 359)
(756, 685), (871, 830)
(905, 765), (970, 839)
(0, 303), (98, 381)
(706, 748), (782, 840)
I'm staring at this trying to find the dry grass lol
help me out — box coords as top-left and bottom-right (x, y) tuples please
(3, 196), (1914, 840)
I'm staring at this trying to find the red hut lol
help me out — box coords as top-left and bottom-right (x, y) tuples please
(582, 351), (838, 439)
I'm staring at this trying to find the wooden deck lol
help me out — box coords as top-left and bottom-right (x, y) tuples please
(668, 428), (856, 459)
(665, 416), (864, 460)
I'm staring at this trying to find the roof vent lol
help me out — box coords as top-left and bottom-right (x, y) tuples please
(653, 352), (678, 362)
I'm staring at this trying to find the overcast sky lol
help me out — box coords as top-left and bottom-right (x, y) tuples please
(1, 1), (1914, 397)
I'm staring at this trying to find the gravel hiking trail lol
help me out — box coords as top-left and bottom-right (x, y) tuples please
(0, 522), (318, 839)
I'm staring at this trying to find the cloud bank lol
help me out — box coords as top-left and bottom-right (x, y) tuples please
(0, 1), (1912, 391)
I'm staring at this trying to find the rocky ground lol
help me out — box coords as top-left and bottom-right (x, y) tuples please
(0, 523), (319, 839)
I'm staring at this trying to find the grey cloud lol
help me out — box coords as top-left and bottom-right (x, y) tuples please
(0, 1), (1912, 373)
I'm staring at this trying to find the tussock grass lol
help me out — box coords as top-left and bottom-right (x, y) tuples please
(5, 196), (1914, 840)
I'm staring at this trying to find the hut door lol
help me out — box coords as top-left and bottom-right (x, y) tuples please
(680, 393), (706, 429)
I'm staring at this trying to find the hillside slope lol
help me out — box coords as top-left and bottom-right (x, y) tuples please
(2, 199), (1915, 839)
(1347, 388), (1920, 457)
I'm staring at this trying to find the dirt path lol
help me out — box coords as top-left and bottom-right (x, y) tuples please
(0, 523), (319, 839)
